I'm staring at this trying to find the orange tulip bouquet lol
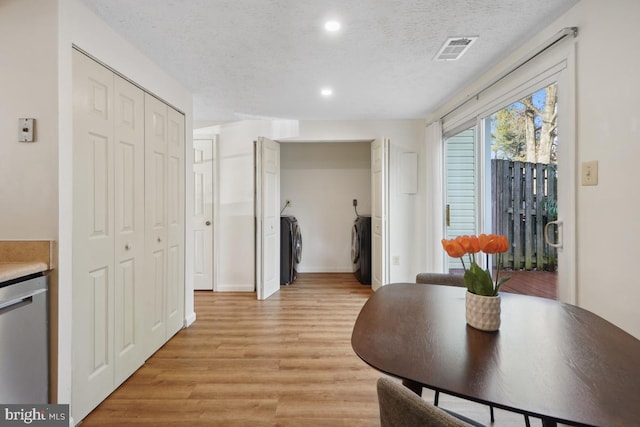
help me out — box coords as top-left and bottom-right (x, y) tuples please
(441, 234), (511, 297)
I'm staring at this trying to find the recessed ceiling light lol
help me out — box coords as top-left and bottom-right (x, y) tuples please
(320, 87), (333, 97)
(324, 20), (341, 32)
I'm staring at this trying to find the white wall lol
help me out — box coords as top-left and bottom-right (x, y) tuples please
(0, 0), (60, 407)
(56, 0), (194, 413)
(564, 0), (640, 338)
(427, 0), (640, 338)
(280, 142), (371, 273)
(0, 0), (58, 239)
(296, 120), (427, 283)
(216, 120), (298, 291)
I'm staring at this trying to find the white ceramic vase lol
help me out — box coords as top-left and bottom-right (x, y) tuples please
(465, 291), (501, 331)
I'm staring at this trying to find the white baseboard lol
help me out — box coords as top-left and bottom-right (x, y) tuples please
(297, 266), (354, 273)
(215, 283), (255, 292)
(184, 311), (196, 327)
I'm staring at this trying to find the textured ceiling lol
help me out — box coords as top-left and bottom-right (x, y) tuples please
(80, 0), (579, 122)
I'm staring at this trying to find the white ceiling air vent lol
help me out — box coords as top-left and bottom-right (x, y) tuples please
(434, 36), (478, 61)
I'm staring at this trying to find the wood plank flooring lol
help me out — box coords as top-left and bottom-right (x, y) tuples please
(499, 270), (557, 299)
(80, 273), (543, 426)
(451, 269), (558, 300)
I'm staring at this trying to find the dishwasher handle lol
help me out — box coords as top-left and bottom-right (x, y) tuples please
(0, 288), (46, 312)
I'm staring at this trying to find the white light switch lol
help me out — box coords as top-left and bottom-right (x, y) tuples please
(581, 160), (598, 186)
(18, 118), (35, 142)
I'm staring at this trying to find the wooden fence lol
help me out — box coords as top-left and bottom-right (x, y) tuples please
(492, 159), (557, 271)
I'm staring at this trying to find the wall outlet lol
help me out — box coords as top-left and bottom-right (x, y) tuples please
(286, 199), (292, 208)
(581, 160), (598, 186)
(392, 256), (400, 266)
(352, 199), (358, 207)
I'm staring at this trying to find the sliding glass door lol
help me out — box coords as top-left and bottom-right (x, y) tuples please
(444, 125), (478, 273)
(439, 36), (575, 303)
(484, 83), (559, 299)
(444, 82), (563, 299)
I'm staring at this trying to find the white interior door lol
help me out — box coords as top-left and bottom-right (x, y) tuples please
(145, 94), (169, 352)
(371, 138), (390, 291)
(255, 137), (280, 300)
(166, 107), (185, 336)
(193, 138), (214, 290)
(72, 50), (116, 420)
(72, 49), (186, 423)
(113, 74), (145, 385)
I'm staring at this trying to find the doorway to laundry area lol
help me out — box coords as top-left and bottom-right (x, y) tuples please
(279, 141), (373, 280)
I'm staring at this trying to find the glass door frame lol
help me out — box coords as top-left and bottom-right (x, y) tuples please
(440, 44), (576, 303)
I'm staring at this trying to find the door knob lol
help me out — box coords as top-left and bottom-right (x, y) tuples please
(125, 244), (131, 250)
(205, 220), (211, 226)
(157, 237), (162, 243)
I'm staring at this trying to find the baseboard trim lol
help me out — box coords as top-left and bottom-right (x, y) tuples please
(184, 311), (196, 327)
(215, 283), (255, 292)
(297, 267), (353, 273)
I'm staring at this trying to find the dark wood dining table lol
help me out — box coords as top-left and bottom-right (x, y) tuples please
(351, 283), (640, 427)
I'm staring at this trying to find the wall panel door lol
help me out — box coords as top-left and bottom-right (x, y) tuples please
(255, 137), (281, 300)
(166, 107), (185, 336)
(145, 94), (169, 352)
(371, 138), (390, 291)
(192, 139), (214, 290)
(72, 49), (116, 423)
(113, 75), (145, 385)
(73, 49), (185, 423)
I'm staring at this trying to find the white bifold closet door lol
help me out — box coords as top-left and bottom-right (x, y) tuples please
(371, 138), (390, 291)
(72, 49), (185, 423)
(113, 74), (146, 386)
(144, 95), (185, 353)
(165, 106), (185, 337)
(72, 50), (147, 421)
(72, 50), (119, 421)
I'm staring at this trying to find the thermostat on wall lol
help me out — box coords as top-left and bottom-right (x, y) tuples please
(19, 118), (35, 142)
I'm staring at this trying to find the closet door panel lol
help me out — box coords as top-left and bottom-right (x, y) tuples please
(72, 50), (186, 423)
(145, 94), (169, 352)
(167, 108), (185, 336)
(114, 75), (145, 385)
(72, 49), (116, 423)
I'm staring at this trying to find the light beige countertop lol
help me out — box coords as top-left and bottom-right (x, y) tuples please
(0, 240), (55, 283)
(0, 261), (49, 283)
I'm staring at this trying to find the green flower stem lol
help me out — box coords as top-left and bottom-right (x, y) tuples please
(495, 253), (501, 291)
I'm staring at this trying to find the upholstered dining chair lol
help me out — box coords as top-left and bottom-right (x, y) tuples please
(415, 272), (466, 288)
(377, 377), (484, 427)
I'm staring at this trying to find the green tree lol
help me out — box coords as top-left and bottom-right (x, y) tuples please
(492, 107), (526, 161)
(491, 84), (557, 164)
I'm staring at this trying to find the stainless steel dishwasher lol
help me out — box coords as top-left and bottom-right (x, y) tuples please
(0, 273), (48, 403)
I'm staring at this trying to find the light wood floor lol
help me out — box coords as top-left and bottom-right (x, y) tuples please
(80, 273), (541, 426)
